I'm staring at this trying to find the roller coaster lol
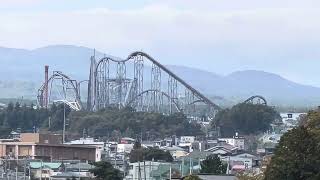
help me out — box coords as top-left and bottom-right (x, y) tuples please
(243, 95), (267, 105)
(87, 51), (221, 119)
(37, 51), (221, 119)
(37, 71), (82, 111)
(37, 51), (267, 120)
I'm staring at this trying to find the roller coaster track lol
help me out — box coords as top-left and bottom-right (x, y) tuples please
(87, 51), (221, 119)
(127, 52), (221, 110)
(37, 71), (82, 111)
(243, 95), (267, 105)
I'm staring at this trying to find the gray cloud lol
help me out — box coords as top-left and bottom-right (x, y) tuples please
(0, 2), (319, 86)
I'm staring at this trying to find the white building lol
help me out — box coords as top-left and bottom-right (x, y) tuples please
(218, 133), (245, 150)
(180, 136), (195, 144)
(259, 132), (282, 144)
(117, 143), (134, 153)
(281, 113), (306, 127)
(178, 136), (196, 152)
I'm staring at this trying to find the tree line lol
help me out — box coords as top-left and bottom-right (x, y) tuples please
(0, 101), (280, 141)
(0, 103), (204, 140)
(0, 102), (70, 137)
(68, 107), (204, 140)
(212, 103), (280, 136)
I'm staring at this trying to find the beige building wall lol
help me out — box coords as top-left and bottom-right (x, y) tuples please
(0, 144), (6, 157)
(20, 133), (62, 144)
(0, 142), (97, 162)
(20, 133), (40, 143)
(18, 145), (33, 156)
(39, 134), (62, 144)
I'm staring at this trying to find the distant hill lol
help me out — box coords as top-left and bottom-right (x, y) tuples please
(0, 45), (319, 107)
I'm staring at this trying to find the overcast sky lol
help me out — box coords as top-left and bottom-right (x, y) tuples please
(1, 0), (320, 86)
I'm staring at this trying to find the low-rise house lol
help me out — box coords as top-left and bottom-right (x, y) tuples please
(121, 137), (136, 144)
(117, 143), (134, 154)
(204, 144), (239, 155)
(171, 150), (189, 159)
(218, 133), (245, 150)
(259, 133), (281, 144)
(64, 137), (104, 161)
(180, 136), (195, 144)
(30, 162), (62, 179)
(65, 163), (95, 178)
(161, 146), (188, 159)
(0, 133), (100, 162)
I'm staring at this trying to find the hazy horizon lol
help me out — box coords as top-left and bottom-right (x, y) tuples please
(1, 0), (320, 87)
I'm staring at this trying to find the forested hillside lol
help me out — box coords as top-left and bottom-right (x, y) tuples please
(0, 103), (204, 140)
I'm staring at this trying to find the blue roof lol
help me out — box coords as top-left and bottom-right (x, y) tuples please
(30, 162), (62, 169)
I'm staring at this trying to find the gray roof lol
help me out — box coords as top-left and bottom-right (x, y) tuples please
(66, 163), (94, 170)
(176, 151), (212, 161)
(51, 172), (87, 178)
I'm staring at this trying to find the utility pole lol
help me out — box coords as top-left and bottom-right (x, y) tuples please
(143, 161), (146, 180)
(78, 160), (81, 180)
(24, 159), (26, 180)
(169, 164), (172, 180)
(138, 161), (141, 180)
(63, 103), (66, 144)
(189, 157), (192, 175)
(15, 166), (18, 180)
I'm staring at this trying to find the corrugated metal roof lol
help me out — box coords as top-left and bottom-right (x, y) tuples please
(30, 162), (62, 169)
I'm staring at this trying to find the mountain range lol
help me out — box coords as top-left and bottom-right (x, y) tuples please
(0, 45), (319, 107)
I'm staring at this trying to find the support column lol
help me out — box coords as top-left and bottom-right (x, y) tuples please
(15, 145), (19, 159)
(31, 145), (35, 159)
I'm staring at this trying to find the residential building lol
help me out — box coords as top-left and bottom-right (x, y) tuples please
(180, 136), (195, 144)
(30, 162), (62, 179)
(117, 143), (134, 154)
(64, 137), (104, 161)
(204, 144), (239, 155)
(218, 133), (245, 150)
(0, 133), (100, 162)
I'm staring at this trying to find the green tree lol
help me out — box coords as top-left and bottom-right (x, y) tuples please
(89, 161), (122, 180)
(184, 174), (202, 180)
(130, 147), (173, 163)
(264, 126), (320, 180)
(237, 173), (264, 180)
(200, 154), (227, 175)
(68, 108), (204, 139)
(213, 103), (280, 136)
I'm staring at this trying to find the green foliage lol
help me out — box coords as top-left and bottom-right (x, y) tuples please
(133, 141), (142, 149)
(0, 102), (203, 139)
(200, 154), (227, 175)
(264, 126), (320, 180)
(68, 108), (204, 139)
(129, 146), (173, 163)
(184, 174), (202, 180)
(89, 161), (122, 180)
(0, 102), (71, 137)
(213, 103), (280, 136)
(237, 173), (264, 180)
